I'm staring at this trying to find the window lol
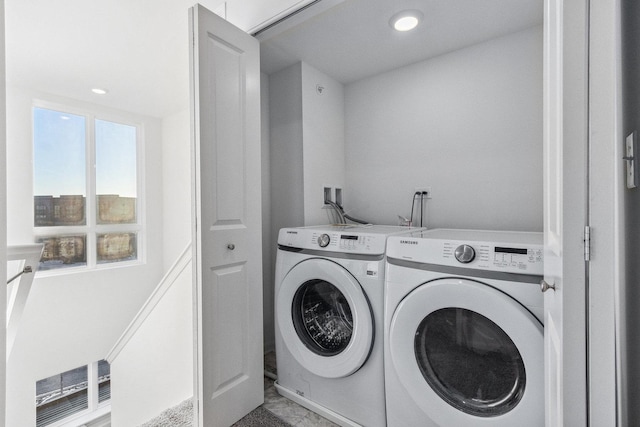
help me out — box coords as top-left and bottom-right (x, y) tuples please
(35, 360), (111, 427)
(33, 105), (141, 271)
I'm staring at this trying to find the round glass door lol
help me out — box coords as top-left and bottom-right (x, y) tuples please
(276, 258), (374, 378)
(292, 279), (353, 356)
(388, 278), (543, 426)
(414, 308), (526, 417)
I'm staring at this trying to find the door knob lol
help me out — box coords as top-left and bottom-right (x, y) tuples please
(541, 280), (556, 292)
(227, 243), (235, 250)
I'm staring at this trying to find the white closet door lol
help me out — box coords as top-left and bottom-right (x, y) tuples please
(190, 4), (263, 426)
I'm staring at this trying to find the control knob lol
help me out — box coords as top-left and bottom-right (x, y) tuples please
(317, 234), (330, 248)
(454, 244), (476, 264)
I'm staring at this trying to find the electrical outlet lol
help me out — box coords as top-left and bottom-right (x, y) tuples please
(413, 187), (433, 199)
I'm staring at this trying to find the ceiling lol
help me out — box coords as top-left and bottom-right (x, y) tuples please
(261, 0), (543, 84)
(5, 0), (224, 118)
(5, 0), (542, 119)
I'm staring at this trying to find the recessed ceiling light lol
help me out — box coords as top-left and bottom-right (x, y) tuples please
(390, 10), (424, 32)
(91, 88), (109, 95)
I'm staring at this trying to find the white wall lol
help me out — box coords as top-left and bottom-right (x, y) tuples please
(5, 86), (165, 426)
(269, 63), (305, 234)
(109, 258), (193, 427)
(261, 73), (276, 351)
(300, 62), (345, 225)
(162, 109), (192, 270)
(344, 26), (543, 231)
(269, 61), (346, 229)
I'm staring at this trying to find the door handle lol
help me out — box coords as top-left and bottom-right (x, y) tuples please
(541, 280), (556, 292)
(227, 243), (235, 250)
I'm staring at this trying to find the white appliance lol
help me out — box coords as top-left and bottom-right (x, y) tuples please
(274, 224), (422, 427)
(384, 229), (544, 427)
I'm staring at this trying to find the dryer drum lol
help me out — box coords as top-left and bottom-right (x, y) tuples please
(291, 279), (354, 356)
(414, 307), (526, 417)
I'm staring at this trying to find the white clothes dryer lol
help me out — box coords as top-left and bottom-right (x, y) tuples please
(384, 229), (544, 427)
(274, 224), (422, 427)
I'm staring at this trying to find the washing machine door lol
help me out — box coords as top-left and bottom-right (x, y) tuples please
(276, 258), (374, 378)
(389, 278), (543, 426)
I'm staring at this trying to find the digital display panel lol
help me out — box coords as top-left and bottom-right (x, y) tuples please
(495, 246), (528, 255)
(341, 235), (358, 240)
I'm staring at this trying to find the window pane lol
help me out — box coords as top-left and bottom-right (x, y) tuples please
(33, 108), (86, 227)
(96, 119), (137, 224)
(36, 365), (88, 427)
(98, 360), (111, 403)
(37, 235), (87, 271)
(97, 233), (137, 264)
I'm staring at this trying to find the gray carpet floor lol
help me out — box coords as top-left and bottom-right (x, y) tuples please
(138, 398), (292, 427)
(139, 399), (193, 427)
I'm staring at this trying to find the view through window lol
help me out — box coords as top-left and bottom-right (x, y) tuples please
(35, 360), (111, 427)
(33, 106), (140, 270)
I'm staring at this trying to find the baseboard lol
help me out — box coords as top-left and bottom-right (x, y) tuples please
(274, 381), (360, 427)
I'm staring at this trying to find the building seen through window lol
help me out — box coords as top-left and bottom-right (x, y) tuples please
(33, 106), (140, 270)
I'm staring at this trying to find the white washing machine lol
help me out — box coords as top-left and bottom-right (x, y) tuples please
(384, 229), (544, 427)
(274, 224), (423, 427)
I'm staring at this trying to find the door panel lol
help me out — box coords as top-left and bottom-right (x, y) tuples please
(190, 4), (263, 426)
(542, 0), (588, 424)
(208, 265), (248, 393)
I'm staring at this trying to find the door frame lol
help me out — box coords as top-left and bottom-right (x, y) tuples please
(587, 0), (623, 424)
(0, 0), (6, 423)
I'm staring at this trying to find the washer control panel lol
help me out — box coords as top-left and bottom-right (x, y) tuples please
(308, 231), (383, 253)
(387, 229), (544, 275)
(278, 225), (423, 256)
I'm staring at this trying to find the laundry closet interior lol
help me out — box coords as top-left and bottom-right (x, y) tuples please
(260, 0), (544, 353)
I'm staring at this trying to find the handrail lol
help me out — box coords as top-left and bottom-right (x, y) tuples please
(7, 265), (33, 285)
(7, 243), (44, 360)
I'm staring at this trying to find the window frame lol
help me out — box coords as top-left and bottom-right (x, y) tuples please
(35, 360), (111, 427)
(32, 100), (146, 275)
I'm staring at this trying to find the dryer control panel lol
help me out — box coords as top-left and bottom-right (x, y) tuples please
(442, 241), (543, 274)
(387, 228), (544, 275)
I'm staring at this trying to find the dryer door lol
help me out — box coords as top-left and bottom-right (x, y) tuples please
(276, 258), (374, 378)
(389, 278), (543, 426)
